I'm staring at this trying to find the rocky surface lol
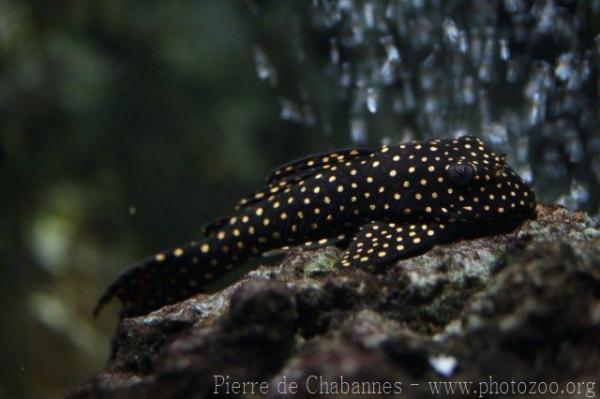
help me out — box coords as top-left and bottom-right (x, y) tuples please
(70, 205), (600, 398)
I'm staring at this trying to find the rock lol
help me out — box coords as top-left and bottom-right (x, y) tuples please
(69, 205), (600, 398)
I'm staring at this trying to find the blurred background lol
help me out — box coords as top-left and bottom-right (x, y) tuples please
(1, 1), (598, 397)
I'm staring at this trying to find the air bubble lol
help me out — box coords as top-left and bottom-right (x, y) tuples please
(366, 87), (379, 113)
(443, 19), (460, 44)
(350, 117), (367, 144)
(253, 46), (277, 86)
(499, 39), (510, 61)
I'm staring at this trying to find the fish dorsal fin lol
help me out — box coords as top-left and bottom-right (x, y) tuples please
(236, 147), (372, 211)
(340, 221), (452, 268)
(266, 147), (372, 185)
(235, 169), (316, 210)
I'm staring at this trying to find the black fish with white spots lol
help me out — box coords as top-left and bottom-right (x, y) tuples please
(95, 136), (536, 317)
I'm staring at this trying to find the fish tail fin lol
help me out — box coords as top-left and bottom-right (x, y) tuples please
(94, 239), (231, 317)
(93, 290), (113, 318)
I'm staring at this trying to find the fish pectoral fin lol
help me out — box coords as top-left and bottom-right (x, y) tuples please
(261, 234), (348, 258)
(340, 221), (450, 268)
(266, 147), (373, 185)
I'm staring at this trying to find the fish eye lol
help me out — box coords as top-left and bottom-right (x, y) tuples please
(448, 162), (475, 185)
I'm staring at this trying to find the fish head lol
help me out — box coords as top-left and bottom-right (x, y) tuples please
(438, 135), (536, 223)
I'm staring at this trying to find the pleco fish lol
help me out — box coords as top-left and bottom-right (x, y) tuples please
(95, 136), (536, 317)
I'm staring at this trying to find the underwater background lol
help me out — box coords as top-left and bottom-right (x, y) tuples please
(1, 1), (598, 398)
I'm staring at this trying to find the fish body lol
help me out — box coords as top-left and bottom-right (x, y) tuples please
(95, 136), (536, 316)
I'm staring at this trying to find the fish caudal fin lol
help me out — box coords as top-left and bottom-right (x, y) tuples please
(94, 239), (235, 317)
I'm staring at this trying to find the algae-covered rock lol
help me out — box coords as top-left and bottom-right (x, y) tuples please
(70, 205), (600, 398)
